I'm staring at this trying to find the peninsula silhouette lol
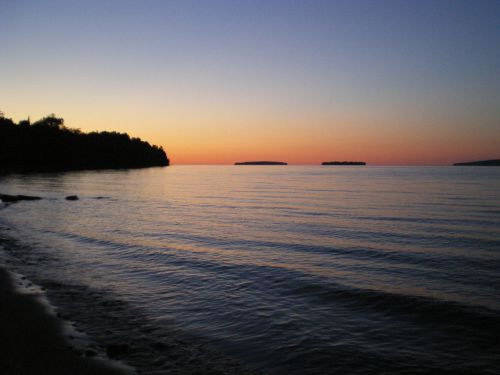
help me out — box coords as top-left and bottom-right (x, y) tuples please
(235, 161), (287, 165)
(0, 112), (169, 172)
(453, 159), (500, 166)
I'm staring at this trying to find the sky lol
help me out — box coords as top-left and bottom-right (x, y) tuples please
(1, 0), (499, 165)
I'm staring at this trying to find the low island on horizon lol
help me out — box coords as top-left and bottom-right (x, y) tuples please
(235, 161), (288, 165)
(453, 159), (500, 166)
(322, 161), (366, 165)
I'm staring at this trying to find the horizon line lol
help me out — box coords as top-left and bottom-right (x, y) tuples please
(166, 163), (473, 167)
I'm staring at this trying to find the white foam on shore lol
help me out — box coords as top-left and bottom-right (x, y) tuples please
(0, 237), (137, 375)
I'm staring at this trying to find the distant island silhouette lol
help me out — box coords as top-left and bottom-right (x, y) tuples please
(0, 112), (169, 172)
(235, 161), (287, 165)
(322, 161), (366, 165)
(453, 159), (500, 166)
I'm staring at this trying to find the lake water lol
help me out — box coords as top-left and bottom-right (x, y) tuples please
(1, 166), (499, 374)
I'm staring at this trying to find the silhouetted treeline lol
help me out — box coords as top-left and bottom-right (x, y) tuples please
(453, 159), (500, 166)
(0, 112), (169, 172)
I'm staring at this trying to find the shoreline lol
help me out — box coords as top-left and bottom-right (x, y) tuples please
(0, 208), (260, 375)
(0, 264), (131, 375)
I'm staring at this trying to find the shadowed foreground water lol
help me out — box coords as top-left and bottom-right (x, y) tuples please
(1, 166), (499, 374)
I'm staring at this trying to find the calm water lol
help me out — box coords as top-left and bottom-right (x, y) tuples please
(1, 166), (500, 374)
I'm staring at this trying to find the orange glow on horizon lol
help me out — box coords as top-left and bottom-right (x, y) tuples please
(4, 108), (499, 166)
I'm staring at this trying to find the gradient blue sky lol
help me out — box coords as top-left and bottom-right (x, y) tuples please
(1, 0), (499, 164)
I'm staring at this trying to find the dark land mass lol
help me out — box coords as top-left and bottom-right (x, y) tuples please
(235, 161), (287, 165)
(322, 161), (366, 165)
(453, 159), (500, 166)
(0, 112), (169, 173)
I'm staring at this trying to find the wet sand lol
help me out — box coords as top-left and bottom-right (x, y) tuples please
(0, 267), (130, 375)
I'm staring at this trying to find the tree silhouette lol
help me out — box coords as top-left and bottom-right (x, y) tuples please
(0, 111), (169, 172)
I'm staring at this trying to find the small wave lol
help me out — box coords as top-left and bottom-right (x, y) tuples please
(292, 280), (500, 337)
(358, 214), (499, 228)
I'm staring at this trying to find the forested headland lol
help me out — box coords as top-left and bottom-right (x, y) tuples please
(0, 111), (169, 172)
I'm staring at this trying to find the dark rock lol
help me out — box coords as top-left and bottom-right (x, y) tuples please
(106, 343), (130, 358)
(16, 195), (42, 200)
(0, 193), (42, 202)
(65, 195), (79, 201)
(0, 194), (20, 202)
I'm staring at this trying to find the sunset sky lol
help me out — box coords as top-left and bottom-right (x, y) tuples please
(1, 0), (499, 165)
